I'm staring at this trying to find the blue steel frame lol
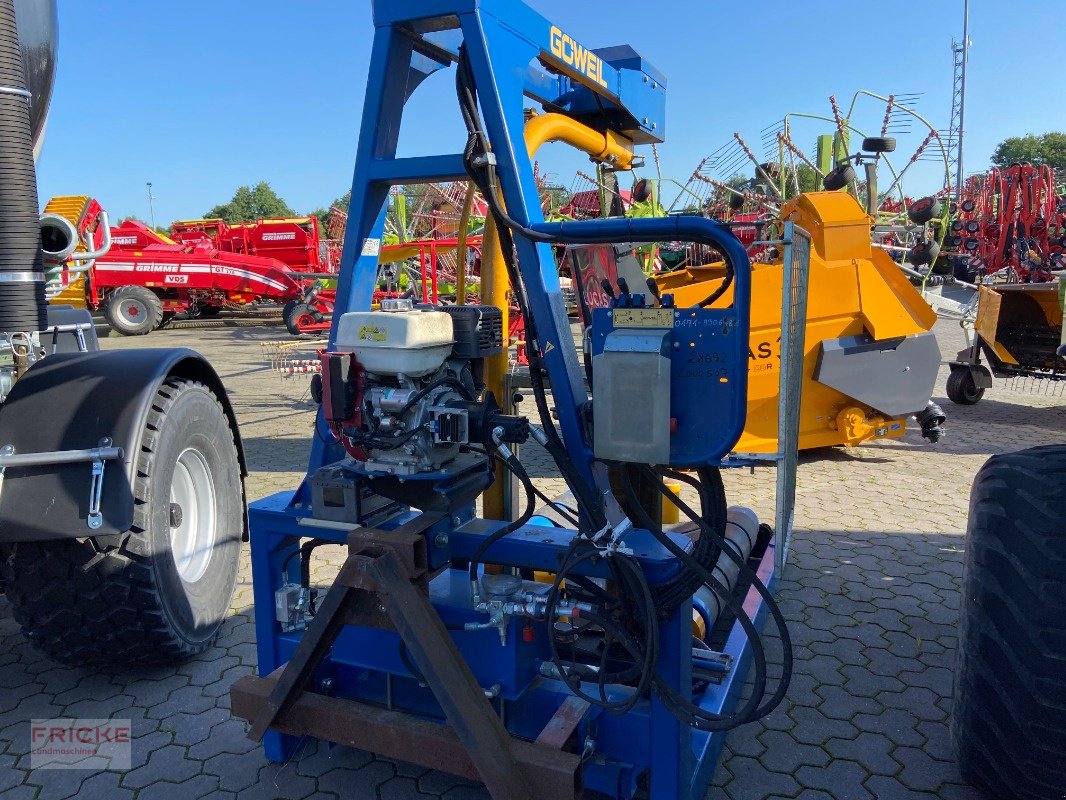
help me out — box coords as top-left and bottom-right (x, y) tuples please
(251, 493), (779, 799)
(250, 2), (774, 798)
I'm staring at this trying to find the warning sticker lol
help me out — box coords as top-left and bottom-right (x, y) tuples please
(361, 238), (381, 257)
(358, 325), (387, 342)
(612, 308), (674, 328)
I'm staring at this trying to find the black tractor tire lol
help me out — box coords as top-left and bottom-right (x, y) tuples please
(966, 220), (981, 233)
(908, 196), (942, 225)
(907, 240), (941, 266)
(862, 136), (896, 153)
(965, 238), (980, 251)
(0, 379), (243, 667)
(632, 178), (652, 203)
(946, 367), (986, 405)
(104, 286), (163, 336)
(962, 199), (977, 213)
(951, 444), (1066, 800)
(285, 302), (321, 336)
(822, 163), (855, 191)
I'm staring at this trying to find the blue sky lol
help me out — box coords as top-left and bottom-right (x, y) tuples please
(35, 1), (1066, 224)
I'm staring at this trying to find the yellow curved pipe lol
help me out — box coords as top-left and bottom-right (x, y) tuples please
(522, 112), (635, 169)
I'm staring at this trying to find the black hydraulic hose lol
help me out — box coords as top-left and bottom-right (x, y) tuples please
(457, 52), (605, 533)
(543, 541), (657, 716)
(617, 466), (769, 729)
(695, 265), (734, 308)
(279, 539), (339, 585)
(0, 0), (47, 333)
(298, 539), (339, 591)
(466, 447), (537, 588)
(650, 465), (726, 613)
(485, 449), (579, 528)
(642, 467), (793, 728)
(463, 444), (580, 529)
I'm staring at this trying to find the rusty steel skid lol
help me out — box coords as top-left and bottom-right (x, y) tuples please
(236, 492), (780, 799)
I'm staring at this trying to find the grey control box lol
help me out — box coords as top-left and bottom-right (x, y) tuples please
(592, 327), (672, 464)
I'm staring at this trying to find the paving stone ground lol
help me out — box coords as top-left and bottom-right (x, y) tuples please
(1, 317), (1064, 800)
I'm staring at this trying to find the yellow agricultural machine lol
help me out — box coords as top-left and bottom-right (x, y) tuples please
(946, 279), (1066, 404)
(656, 190), (944, 451)
(39, 193), (109, 308)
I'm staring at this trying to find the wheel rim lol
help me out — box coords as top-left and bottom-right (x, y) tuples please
(117, 298), (146, 326)
(169, 447), (217, 583)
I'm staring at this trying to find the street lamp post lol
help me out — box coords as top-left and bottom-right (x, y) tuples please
(146, 181), (157, 229)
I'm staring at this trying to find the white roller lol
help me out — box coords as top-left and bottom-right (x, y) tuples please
(694, 506), (760, 628)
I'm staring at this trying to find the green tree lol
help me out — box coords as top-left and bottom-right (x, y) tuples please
(205, 182), (296, 223)
(782, 164), (820, 199)
(724, 172), (750, 189)
(991, 132), (1066, 172)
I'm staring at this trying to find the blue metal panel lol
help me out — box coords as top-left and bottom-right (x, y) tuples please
(589, 305), (747, 466)
(535, 215), (751, 465)
(441, 518), (687, 583)
(366, 154), (468, 184)
(650, 599), (691, 800)
(249, 493), (779, 798)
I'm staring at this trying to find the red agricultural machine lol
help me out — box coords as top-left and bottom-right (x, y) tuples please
(281, 236), (489, 336)
(947, 164), (1066, 282)
(43, 205), (345, 335)
(170, 215), (342, 274)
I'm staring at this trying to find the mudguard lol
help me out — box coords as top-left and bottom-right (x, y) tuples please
(0, 348), (246, 542)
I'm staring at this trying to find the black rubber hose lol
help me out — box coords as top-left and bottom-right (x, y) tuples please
(466, 448), (537, 587)
(643, 467), (793, 727)
(0, 0), (47, 333)
(298, 539), (340, 590)
(456, 51), (604, 530)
